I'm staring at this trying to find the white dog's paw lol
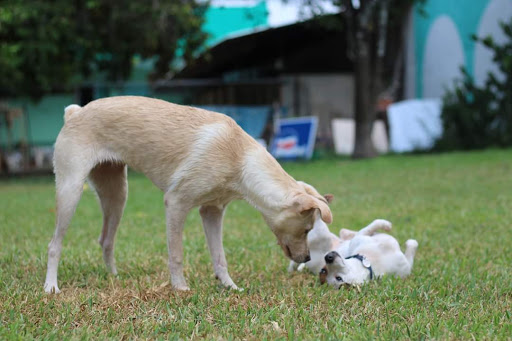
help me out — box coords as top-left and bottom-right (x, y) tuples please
(44, 282), (61, 294)
(287, 260), (298, 273)
(297, 263), (306, 272)
(406, 239), (418, 249)
(373, 219), (392, 231)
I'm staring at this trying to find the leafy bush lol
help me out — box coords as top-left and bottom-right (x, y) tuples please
(435, 18), (512, 151)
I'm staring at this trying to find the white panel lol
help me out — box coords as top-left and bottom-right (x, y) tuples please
(331, 119), (388, 155)
(332, 119), (355, 155)
(388, 99), (442, 153)
(422, 16), (465, 98)
(372, 120), (389, 154)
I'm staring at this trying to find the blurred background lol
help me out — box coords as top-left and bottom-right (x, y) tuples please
(1, 0), (511, 174)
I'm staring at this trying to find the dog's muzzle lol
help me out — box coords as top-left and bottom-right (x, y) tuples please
(324, 251), (340, 264)
(285, 244), (310, 263)
(293, 253), (311, 263)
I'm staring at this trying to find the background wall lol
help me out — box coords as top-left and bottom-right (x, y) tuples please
(405, 0), (512, 99)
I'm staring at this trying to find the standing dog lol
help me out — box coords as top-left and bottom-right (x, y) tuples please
(289, 219), (418, 288)
(44, 96), (332, 293)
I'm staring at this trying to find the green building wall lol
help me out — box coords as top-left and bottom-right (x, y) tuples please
(412, 0), (512, 98)
(1, 95), (73, 148)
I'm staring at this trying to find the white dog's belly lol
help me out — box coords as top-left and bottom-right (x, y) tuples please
(351, 240), (411, 278)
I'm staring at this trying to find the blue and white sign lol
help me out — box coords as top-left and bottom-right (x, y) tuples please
(271, 116), (318, 160)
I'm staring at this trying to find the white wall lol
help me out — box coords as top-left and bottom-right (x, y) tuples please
(474, 0), (512, 87)
(422, 15), (465, 99)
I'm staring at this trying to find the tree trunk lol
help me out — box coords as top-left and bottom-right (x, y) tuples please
(352, 32), (378, 159)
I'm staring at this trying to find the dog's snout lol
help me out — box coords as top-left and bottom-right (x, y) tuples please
(291, 253), (310, 263)
(325, 251), (338, 264)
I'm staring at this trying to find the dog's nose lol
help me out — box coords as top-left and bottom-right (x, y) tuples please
(325, 251), (337, 264)
(304, 255), (311, 262)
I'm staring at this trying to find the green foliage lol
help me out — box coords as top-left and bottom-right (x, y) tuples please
(0, 1), (77, 98)
(0, 0), (208, 99)
(435, 18), (512, 151)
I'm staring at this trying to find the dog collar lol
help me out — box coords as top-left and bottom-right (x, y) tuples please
(345, 254), (374, 280)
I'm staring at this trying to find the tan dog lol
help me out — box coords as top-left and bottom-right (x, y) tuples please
(44, 96), (332, 293)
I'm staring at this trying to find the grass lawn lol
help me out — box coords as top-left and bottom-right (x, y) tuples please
(1, 149), (511, 339)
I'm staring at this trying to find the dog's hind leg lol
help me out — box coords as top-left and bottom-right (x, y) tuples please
(44, 149), (91, 293)
(88, 162), (128, 275)
(404, 239), (418, 267)
(358, 219), (392, 236)
(339, 228), (357, 241)
(200, 205), (240, 290)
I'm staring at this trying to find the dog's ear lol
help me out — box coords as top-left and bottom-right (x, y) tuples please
(319, 267), (328, 285)
(294, 195), (333, 224)
(316, 199), (333, 223)
(324, 194), (334, 204)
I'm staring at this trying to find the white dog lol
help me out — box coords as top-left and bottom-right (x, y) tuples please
(289, 218), (418, 288)
(44, 96), (333, 293)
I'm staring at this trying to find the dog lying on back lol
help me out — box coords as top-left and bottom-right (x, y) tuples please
(289, 218), (418, 288)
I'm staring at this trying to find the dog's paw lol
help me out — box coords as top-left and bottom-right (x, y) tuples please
(230, 285), (244, 292)
(373, 219), (392, 231)
(44, 282), (61, 294)
(339, 228), (356, 240)
(218, 282), (244, 292)
(297, 263), (306, 272)
(406, 239), (418, 249)
(172, 284), (191, 291)
(287, 260), (298, 273)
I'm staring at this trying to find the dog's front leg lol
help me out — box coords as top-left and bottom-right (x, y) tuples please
(164, 193), (192, 291)
(287, 260), (299, 273)
(199, 205), (241, 290)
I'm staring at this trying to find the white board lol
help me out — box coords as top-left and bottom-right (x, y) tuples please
(387, 99), (442, 153)
(331, 119), (389, 155)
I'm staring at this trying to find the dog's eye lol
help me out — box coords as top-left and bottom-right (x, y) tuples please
(335, 276), (343, 282)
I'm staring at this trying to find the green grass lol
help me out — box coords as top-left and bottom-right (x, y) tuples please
(1, 149), (511, 339)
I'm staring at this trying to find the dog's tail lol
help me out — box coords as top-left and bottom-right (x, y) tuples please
(64, 104), (82, 123)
